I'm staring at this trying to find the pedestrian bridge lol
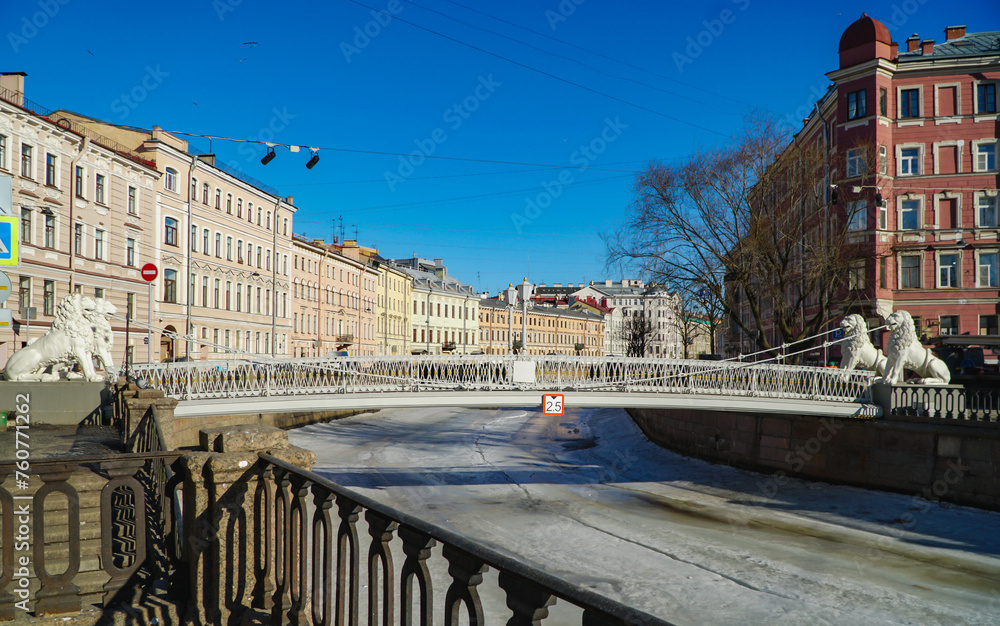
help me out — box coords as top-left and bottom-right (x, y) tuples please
(132, 354), (882, 419)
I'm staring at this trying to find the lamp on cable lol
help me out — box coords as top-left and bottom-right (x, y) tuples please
(261, 146), (276, 165)
(306, 149), (320, 169)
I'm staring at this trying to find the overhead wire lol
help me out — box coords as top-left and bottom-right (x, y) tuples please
(343, 0), (728, 137)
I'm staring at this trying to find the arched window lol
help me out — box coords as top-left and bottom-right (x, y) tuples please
(165, 168), (178, 192)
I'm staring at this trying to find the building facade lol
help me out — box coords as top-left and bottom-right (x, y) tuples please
(730, 16), (1000, 361)
(394, 257), (478, 355)
(0, 73), (159, 368)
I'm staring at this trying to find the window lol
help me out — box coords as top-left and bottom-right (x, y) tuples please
(846, 149), (864, 177)
(164, 217), (178, 246)
(236, 284), (242, 312)
(74, 223), (83, 254)
(979, 251), (999, 287)
(225, 281), (232, 310)
(247, 202), (253, 223)
(45, 153), (57, 186)
(165, 167), (178, 192)
(20, 144), (33, 178)
(75, 165), (84, 196)
(978, 83), (997, 114)
(879, 87), (887, 116)
(214, 279), (220, 308)
(848, 262), (865, 290)
(847, 89), (866, 120)
(900, 88), (920, 118)
(901, 256), (921, 288)
(899, 147), (920, 175)
(19, 208), (30, 244)
(226, 236), (233, 261)
(237, 198), (242, 218)
(237, 240), (243, 263)
(878, 145), (887, 175)
(0, 134), (6, 170)
(202, 182), (209, 204)
(979, 195), (998, 228)
(974, 142), (996, 171)
(202, 276), (208, 306)
(191, 178), (197, 199)
(215, 232), (222, 258)
(126, 293), (135, 322)
(283, 218), (288, 236)
(95, 174), (106, 204)
(203, 229), (209, 253)
(257, 207), (262, 226)
(215, 188), (221, 209)
(939, 253), (959, 287)
(18, 277), (30, 311)
(43, 215), (55, 248)
(266, 211), (271, 229)
(125, 237), (135, 266)
(877, 202), (887, 230)
(981, 315), (999, 336)
(940, 315), (959, 336)
(95, 229), (105, 260)
(900, 199), (920, 230)
(164, 269), (177, 303)
(43, 280), (54, 316)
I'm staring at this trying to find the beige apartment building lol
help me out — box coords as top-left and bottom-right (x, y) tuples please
(394, 257), (479, 355)
(52, 112), (297, 361)
(371, 257), (411, 356)
(0, 73), (160, 368)
(290, 237), (379, 357)
(478, 298), (604, 355)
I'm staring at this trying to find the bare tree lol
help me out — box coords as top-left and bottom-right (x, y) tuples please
(606, 113), (869, 361)
(622, 313), (654, 357)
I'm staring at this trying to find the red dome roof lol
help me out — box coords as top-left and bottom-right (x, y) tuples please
(839, 13), (892, 52)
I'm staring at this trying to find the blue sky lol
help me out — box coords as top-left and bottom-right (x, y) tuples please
(8, 0), (999, 295)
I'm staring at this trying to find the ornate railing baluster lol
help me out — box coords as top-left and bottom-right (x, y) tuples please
(335, 495), (361, 626)
(32, 463), (80, 615)
(288, 474), (311, 625)
(312, 485), (335, 626)
(498, 571), (556, 626)
(365, 511), (397, 626)
(272, 467), (292, 624)
(99, 458), (147, 605)
(255, 463), (276, 610)
(442, 545), (487, 626)
(399, 525), (435, 626)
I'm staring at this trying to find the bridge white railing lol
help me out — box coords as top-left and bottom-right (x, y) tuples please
(131, 354), (876, 404)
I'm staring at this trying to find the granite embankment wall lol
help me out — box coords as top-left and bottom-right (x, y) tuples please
(627, 407), (1000, 511)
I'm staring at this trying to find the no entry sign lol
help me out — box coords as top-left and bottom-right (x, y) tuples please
(141, 263), (158, 282)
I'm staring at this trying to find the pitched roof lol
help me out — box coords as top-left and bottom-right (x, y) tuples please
(898, 30), (1000, 62)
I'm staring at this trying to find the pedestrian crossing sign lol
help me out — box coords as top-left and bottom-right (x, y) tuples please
(0, 216), (19, 266)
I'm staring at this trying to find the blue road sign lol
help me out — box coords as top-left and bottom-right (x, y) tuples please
(0, 216), (19, 266)
(832, 328), (844, 340)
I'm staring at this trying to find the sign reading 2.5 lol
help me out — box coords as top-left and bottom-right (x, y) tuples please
(542, 393), (564, 416)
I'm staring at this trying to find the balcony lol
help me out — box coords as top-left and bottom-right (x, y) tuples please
(442, 341), (457, 352)
(335, 334), (355, 346)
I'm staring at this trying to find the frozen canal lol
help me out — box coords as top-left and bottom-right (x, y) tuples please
(289, 406), (1000, 625)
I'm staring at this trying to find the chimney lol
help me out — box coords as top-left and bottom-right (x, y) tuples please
(890, 41), (898, 60)
(285, 195), (294, 205)
(906, 34), (920, 52)
(554, 282), (562, 287)
(944, 25), (966, 41)
(0, 72), (26, 105)
(921, 39), (935, 55)
(197, 153), (216, 166)
(605, 280), (612, 286)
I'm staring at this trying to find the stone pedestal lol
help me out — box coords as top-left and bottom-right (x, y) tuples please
(0, 380), (110, 425)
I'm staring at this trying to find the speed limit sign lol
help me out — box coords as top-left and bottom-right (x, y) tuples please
(542, 393), (564, 416)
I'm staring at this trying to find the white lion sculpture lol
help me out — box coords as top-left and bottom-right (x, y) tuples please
(880, 310), (951, 385)
(839, 314), (887, 375)
(3, 294), (118, 382)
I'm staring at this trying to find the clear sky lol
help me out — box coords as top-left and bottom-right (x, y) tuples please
(8, 0), (999, 294)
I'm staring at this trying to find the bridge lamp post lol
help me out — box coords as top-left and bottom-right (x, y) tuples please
(505, 283), (518, 354)
(516, 278), (533, 355)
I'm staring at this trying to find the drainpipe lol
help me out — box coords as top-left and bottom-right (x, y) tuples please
(185, 154), (197, 360)
(68, 137), (90, 282)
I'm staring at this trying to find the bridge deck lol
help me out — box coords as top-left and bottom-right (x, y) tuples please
(174, 391), (882, 419)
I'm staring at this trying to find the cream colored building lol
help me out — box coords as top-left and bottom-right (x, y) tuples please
(394, 257), (478, 354)
(478, 298), (604, 355)
(0, 73), (160, 369)
(51, 112), (297, 361)
(372, 258), (411, 356)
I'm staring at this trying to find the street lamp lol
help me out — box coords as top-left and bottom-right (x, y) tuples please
(505, 283), (518, 353)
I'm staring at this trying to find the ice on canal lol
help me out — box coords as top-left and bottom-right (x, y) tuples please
(289, 406), (1000, 625)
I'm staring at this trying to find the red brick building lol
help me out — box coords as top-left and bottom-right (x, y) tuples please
(733, 15), (999, 362)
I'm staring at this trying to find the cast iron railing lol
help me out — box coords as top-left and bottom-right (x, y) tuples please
(887, 384), (999, 425)
(247, 453), (673, 625)
(132, 354), (876, 405)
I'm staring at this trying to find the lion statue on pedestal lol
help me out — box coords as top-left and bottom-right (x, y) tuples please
(2, 294), (118, 382)
(839, 314), (887, 375)
(880, 310), (951, 385)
